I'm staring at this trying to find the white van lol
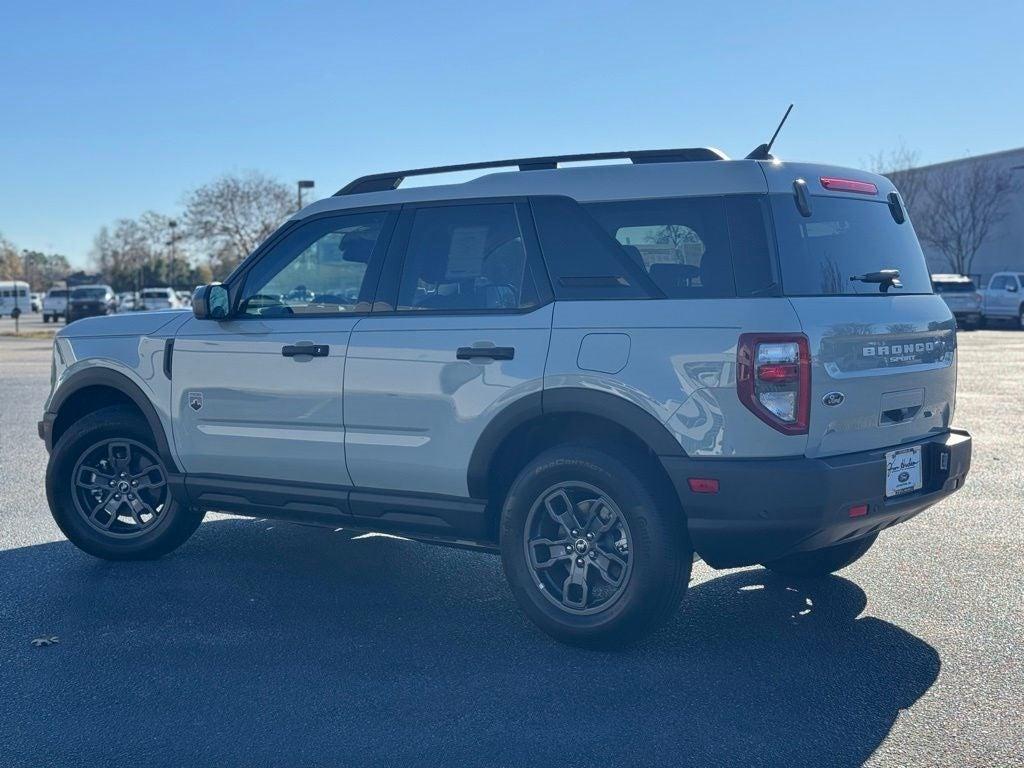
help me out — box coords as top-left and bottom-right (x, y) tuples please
(0, 281), (31, 318)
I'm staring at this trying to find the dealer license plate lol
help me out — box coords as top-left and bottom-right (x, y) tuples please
(885, 446), (923, 498)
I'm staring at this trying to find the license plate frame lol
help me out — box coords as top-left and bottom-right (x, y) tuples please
(885, 446), (923, 498)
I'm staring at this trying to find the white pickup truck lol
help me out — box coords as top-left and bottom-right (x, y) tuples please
(42, 287), (69, 323)
(979, 271), (1024, 329)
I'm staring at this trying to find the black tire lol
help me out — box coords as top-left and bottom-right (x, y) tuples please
(46, 405), (204, 560)
(762, 533), (878, 578)
(500, 445), (691, 648)
(42, 314), (49, 324)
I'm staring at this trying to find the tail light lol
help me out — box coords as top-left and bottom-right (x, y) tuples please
(737, 333), (810, 435)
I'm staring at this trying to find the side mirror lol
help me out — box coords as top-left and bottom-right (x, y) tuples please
(1007, 284), (1019, 293)
(192, 284), (230, 320)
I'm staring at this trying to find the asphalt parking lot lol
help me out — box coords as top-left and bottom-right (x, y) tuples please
(1, 329), (1021, 767)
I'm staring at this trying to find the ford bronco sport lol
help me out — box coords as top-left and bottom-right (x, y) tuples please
(40, 147), (972, 647)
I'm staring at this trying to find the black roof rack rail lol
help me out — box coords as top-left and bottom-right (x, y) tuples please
(334, 147), (728, 196)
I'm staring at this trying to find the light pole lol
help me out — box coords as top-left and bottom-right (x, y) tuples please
(166, 219), (183, 289)
(297, 180), (315, 211)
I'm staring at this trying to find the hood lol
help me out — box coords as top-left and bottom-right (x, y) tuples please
(56, 309), (189, 338)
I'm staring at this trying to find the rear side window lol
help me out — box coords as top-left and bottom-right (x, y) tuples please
(530, 197), (654, 300)
(585, 196), (736, 298)
(771, 195), (933, 295)
(533, 195), (779, 300)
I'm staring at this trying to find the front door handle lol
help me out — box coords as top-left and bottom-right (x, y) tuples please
(456, 346), (515, 361)
(282, 344), (330, 358)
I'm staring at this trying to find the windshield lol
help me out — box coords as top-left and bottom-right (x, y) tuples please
(48, 289), (69, 298)
(771, 195), (932, 296)
(142, 290), (171, 298)
(932, 279), (977, 293)
(71, 288), (108, 300)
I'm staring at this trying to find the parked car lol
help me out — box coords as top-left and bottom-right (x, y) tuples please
(39, 147), (972, 647)
(65, 284), (117, 322)
(979, 271), (1024, 328)
(138, 287), (181, 311)
(176, 290), (192, 307)
(117, 292), (139, 312)
(42, 287), (70, 323)
(931, 274), (983, 329)
(0, 280), (31, 318)
(30, 292), (43, 312)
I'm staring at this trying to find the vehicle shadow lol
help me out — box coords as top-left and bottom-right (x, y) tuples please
(1, 518), (940, 768)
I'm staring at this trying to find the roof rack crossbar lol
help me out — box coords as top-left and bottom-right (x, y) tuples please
(334, 147), (728, 196)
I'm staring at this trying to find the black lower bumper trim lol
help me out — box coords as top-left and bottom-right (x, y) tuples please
(662, 430), (972, 569)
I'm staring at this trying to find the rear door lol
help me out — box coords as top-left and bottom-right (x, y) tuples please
(765, 166), (957, 458)
(343, 199), (552, 500)
(170, 208), (396, 484)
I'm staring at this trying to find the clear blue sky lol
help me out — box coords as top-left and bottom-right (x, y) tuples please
(2, 0), (1022, 267)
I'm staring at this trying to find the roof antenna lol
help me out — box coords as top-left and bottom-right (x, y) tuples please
(745, 104), (794, 160)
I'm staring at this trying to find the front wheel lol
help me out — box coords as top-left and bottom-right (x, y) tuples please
(500, 445), (692, 648)
(46, 405), (204, 560)
(762, 533), (878, 578)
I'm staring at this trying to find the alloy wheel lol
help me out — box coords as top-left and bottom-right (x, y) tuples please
(71, 438), (169, 539)
(523, 481), (634, 615)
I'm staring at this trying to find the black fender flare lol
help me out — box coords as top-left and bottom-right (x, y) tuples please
(466, 387), (686, 499)
(46, 367), (180, 473)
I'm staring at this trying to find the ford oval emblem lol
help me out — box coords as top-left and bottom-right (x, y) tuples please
(822, 391), (845, 407)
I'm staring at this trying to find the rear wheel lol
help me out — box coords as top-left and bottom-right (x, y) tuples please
(1018, 305), (1024, 330)
(46, 405), (204, 560)
(500, 445), (691, 648)
(762, 533), (878, 578)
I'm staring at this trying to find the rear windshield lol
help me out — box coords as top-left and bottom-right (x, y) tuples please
(771, 195), (932, 296)
(47, 289), (69, 298)
(71, 288), (107, 299)
(142, 290), (171, 298)
(932, 279), (976, 293)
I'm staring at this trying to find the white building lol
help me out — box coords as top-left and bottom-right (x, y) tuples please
(899, 147), (1024, 285)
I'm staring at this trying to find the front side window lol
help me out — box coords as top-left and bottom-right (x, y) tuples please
(240, 211), (389, 317)
(396, 203), (536, 311)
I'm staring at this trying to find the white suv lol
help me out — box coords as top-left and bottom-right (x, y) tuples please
(40, 148), (972, 646)
(139, 287), (181, 311)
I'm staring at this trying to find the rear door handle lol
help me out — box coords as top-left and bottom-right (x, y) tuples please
(456, 346), (515, 361)
(282, 344), (330, 358)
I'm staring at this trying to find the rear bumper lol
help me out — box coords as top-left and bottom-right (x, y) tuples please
(662, 429), (972, 569)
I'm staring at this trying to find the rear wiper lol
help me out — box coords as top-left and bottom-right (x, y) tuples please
(850, 269), (902, 294)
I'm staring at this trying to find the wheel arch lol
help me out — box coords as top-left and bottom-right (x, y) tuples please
(467, 388), (687, 528)
(48, 368), (180, 473)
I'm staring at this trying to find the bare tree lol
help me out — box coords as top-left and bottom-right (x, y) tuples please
(915, 160), (1022, 276)
(91, 213), (174, 291)
(868, 141), (927, 213)
(183, 171), (292, 276)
